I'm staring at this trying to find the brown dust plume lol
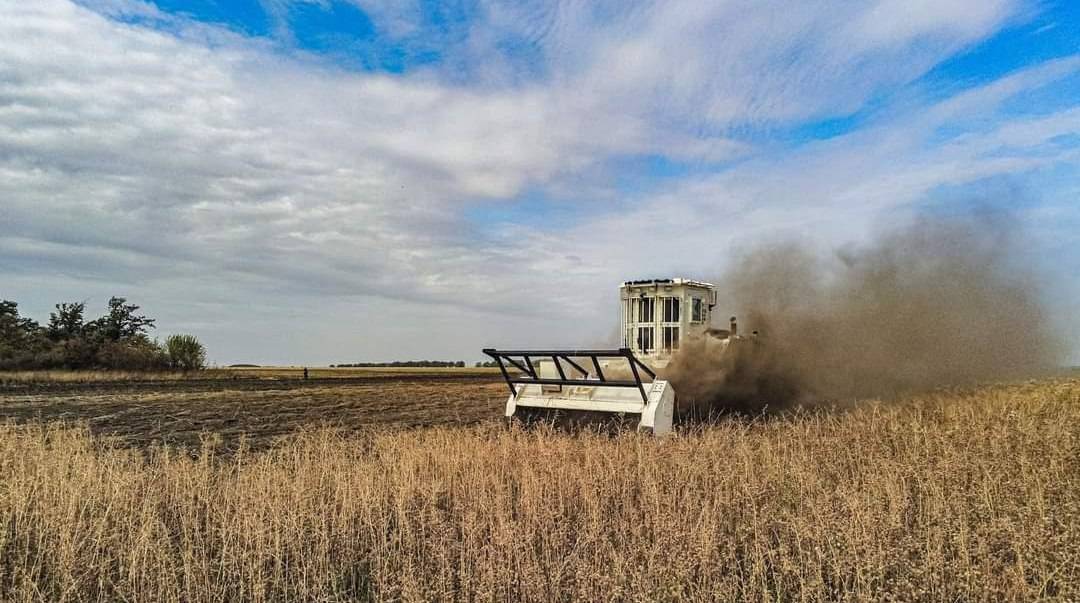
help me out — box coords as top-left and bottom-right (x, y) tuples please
(665, 211), (1068, 415)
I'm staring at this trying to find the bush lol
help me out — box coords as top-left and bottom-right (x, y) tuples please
(165, 334), (206, 371)
(95, 337), (168, 370)
(53, 337), (100, 369)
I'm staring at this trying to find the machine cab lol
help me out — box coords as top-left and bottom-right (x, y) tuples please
(482, 277), (723, 436)
(620, 278), (717, 367)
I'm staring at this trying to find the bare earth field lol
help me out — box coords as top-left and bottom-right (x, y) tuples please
(0, 369), (507, 450)
(0, 372), (1078, 601)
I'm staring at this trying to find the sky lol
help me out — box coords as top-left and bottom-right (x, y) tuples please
(1, 0), (1078, 365)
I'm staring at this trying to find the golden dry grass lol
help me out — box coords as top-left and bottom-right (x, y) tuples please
(1, 379), (1078, 602)
(0, 369), (236, 385)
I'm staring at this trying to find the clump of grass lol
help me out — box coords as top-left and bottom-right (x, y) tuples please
(1, 380), (1078, 601)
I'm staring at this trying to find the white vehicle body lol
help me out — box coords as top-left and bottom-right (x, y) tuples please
(485, 278), (727, 436)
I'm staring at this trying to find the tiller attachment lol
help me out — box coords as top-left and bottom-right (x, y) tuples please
(482, 348), (675, 435)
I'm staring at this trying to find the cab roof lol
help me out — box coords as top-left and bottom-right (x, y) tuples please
(620, 277), (715, 289)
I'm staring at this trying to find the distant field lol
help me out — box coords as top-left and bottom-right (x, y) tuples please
(0, 374), (1077, 601)
(0, 365), (503, 385)
(0, 369), (506, 449)
(231, 365), (505, 379)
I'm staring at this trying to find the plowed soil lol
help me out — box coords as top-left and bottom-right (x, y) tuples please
(0, 373), (506, 450)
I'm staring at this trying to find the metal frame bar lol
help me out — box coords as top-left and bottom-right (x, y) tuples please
(504, 356), (531, 376)
(558, 355), (588, 376)
(482, 348), (655, 403)
(551, 355), (567, 380)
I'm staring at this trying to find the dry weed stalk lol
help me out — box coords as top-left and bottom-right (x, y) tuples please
(0, 380), (1078, 601)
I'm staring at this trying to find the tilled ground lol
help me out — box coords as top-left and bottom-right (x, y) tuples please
(0, 374), (507, 450)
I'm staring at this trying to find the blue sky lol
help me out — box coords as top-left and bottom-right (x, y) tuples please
(2, 0), (1079, 364)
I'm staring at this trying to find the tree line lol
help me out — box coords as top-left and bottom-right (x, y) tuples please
(332, 361), (467, 368)
(0, 297), (206, 371)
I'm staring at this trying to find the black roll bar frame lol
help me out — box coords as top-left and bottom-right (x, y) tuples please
(481, 348), (657, 403)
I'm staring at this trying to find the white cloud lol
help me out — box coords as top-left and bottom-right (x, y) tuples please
(495, 55), (1080, 316)
(2, 0), (1076, 362)
(846, 0), (1016, 50)
(345, 0), (424, 38)
(478, 0), (1027, 126)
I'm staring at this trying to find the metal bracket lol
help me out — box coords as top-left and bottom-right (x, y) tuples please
(481, 348), (656, 403)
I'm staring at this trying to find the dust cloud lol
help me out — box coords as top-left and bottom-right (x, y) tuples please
(665, 210), (1068, 415)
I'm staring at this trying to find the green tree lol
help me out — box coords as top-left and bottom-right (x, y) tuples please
(0, 300), (49, 368)
(165, 334), (206, 371)
(45, 302), (100, 367)
(89, 297), (156, 342)
(47, 302), (86, 341)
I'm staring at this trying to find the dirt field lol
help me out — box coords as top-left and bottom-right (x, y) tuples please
(0, 365), (504, 384)
(0, 370), (507, 450)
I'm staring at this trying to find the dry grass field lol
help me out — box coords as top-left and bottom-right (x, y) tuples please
(0, 373), (1078, 601)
